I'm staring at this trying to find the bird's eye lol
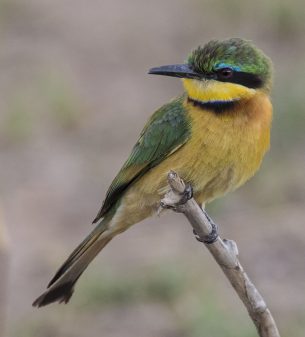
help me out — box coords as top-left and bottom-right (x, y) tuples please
(218, 68), (233, 80)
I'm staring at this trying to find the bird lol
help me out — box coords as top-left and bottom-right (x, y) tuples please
(33, 38), (273, 307)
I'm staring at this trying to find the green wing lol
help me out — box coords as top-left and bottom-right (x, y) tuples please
(93, 95), (190, 223)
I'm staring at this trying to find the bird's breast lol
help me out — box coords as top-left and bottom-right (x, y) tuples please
(125, 92), (272, 212)
(148, 92), (272, 204)
(180, 92), (272, 203)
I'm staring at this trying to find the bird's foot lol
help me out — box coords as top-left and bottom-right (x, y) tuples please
(160, 183), (193, 211)
(177, 183), (193, 205)
(193, 213), (219, 244)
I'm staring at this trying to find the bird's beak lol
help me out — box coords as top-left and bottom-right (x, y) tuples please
(148, 64), (201, 80)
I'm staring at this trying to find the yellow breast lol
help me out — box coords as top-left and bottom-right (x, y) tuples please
(180, 92), (272, 203)
(119, 90), (272, 230)
(132, 92), (271, 206)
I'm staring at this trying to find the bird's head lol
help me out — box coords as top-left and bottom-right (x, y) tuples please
(149, 38), (272, 104)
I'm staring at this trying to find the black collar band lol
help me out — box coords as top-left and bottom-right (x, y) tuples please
(187, 97), (238, 113)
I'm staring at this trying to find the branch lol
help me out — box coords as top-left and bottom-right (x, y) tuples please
(160, 171), (280, 337)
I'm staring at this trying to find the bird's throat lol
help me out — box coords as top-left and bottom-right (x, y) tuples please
(182, 78), (256, 108)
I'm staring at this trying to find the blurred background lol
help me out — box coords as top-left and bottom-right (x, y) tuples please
(0, 0), (305, 336)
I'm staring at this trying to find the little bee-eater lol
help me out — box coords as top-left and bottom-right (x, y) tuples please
(33, 38), (273, 307)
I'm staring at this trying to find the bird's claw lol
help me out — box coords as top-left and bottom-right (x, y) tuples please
(160, 183), (193, 211)
(193, 220), (219, 244)
(160, 201), (175, 210)
(177, 183), (193, 205)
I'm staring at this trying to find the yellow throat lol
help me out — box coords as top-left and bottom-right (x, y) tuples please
(182, 78), (257, 103)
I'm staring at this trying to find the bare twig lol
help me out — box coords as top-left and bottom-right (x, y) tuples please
(160, 171), (280, 337)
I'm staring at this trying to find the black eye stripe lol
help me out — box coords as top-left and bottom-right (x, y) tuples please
(216, 70), (263, 89)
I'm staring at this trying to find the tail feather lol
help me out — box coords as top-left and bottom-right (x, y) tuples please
(47, 220), (108, 288)
(33, 219), (112, 307)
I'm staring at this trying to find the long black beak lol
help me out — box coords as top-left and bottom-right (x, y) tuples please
(148, 64), (201, 80)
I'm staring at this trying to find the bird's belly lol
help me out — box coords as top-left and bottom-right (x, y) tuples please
(155, 144), (247, 204)
(112, 134), (265, 230)
(131, 110), (269, 208)
(127, 141), (259, 212)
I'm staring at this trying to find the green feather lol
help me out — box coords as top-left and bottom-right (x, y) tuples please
(93, 95), (191, 223)
(187, 38), (272, 86)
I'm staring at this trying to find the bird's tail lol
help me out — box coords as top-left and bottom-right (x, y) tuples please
(33, 217), (114, 307)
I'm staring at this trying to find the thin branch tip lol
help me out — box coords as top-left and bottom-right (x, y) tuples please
(162, 170), (280, 337)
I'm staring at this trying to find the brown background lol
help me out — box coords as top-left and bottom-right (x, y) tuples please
(1, 0), (305, 336)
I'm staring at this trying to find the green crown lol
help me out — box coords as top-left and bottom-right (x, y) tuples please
(187, 38), (272, 88)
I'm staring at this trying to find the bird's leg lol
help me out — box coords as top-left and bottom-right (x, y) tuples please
(193, 209), (219, 244)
